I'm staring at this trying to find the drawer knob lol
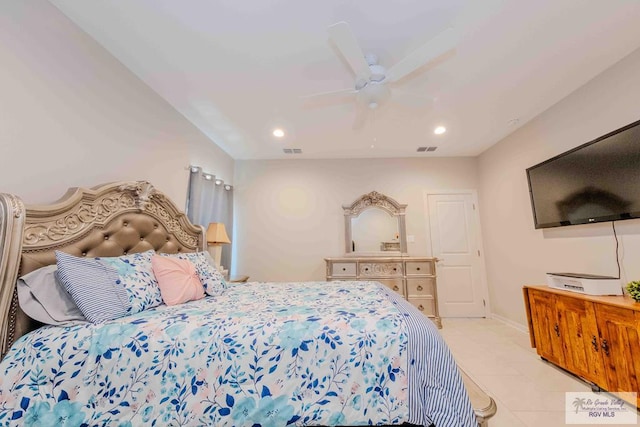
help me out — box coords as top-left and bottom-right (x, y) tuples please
(417, 285), (423, 291)
(365, 268), (369, 271)
(418, 305), (424, 311)
(342, 268), (346, 271)
(393, 267), (397, 271)
(416, 267), (421, 271)
(393, 285), (399, 291)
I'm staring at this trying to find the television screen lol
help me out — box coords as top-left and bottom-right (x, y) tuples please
(526, 119), (640, 229)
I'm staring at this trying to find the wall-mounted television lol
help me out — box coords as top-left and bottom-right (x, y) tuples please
(526, 119), (640, 229)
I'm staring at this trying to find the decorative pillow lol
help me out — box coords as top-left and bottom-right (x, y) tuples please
(160, 251), (227, 296)
(55, 251), (132, 323)
(151, 256), (205, 306)
(55, 250), (163, 323)
(95, 250), (163, 313)
(16, 265), (86, 325)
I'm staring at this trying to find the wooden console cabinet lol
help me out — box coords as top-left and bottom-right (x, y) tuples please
(524, 285), (640, 407)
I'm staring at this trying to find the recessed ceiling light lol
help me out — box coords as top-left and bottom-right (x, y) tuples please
(273, 128), (285, 138)
(434, 126), (446, 135)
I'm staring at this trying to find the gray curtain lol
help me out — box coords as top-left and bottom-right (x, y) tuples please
(186, 167), (234, 270)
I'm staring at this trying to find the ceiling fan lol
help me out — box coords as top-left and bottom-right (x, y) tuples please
(305, 22), (457, 128)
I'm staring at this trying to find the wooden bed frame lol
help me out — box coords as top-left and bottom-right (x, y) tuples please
(0, 181), (204, 359)
(0, 181), (495, 426)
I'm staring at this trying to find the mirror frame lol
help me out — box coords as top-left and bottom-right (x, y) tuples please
(343, 191), (407, 256)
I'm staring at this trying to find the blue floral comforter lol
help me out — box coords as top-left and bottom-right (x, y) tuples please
(0, 281), (476, 426)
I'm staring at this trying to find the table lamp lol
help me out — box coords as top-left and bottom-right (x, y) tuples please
(206, 222), (230, 270)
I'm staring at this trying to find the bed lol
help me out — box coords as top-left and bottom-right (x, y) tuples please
(0, 181), (488, 426)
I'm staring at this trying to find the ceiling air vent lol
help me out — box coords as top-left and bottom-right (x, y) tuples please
(283, 148), (303, 154)
(417, 146), (438, 152)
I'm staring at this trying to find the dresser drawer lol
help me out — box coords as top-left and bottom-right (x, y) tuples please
(405, 261), (433, 275)
(406, 278), (435, 297)
(376, 279), (405, 297)
(331, 262), (357, 277)
(408, 297), (436, 316)
(360, 262), (403, 277)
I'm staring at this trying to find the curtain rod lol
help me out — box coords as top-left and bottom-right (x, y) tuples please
(186, 165), (233, 190)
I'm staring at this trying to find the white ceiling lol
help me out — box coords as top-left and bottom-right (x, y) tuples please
(51, 0), (640, 160)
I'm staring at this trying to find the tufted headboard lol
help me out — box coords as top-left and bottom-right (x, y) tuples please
(0, 181), (205, 359)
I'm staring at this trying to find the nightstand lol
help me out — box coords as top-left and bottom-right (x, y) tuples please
(229, 275), (249, 283)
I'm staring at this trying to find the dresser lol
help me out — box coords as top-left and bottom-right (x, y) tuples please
(325, 256), (441, 328)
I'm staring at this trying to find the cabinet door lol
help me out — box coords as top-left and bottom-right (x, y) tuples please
(359, 263), (403, 277)
(406, 278), (435, 298)
(405, 261), (434, 275)
(595, 304), (640, 403)
(376, 279), (405, 297)
(556, 296), (605, 386)
(330, 262), (357, 277)
(407, 297), (436, 316)
(528, 289), (564, 365)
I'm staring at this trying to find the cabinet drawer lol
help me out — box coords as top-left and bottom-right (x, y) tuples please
(408, 297), (436, 316)
(406, 261), (433, 275)
(377, 279), (405, 297)
(406, 278), (435, 297)
(360, 262), (403, 277)
(331, 262), (356, 277)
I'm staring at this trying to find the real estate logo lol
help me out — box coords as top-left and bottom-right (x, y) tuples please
(566, 392), (637, 424)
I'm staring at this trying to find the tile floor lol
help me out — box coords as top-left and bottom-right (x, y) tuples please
(439, 318), (637, 427)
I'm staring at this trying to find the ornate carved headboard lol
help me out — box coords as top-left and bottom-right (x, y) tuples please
(0, 181), (205, 359)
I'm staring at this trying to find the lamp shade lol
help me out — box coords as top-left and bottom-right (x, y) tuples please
(206, 223), (230, 244)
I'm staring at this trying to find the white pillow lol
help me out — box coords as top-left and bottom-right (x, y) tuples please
(17, 265), (87, 325)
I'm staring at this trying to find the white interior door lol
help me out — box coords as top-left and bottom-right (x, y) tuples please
(426, 192), (488, 317)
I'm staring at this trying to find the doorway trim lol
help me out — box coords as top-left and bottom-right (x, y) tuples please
(423, 189), (491, 318)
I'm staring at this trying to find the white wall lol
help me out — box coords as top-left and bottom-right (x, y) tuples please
(0, 1), (233, 207)
(478, 47), (640, 326)
(233, 157), (478, 281)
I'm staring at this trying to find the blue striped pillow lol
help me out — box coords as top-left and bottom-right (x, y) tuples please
(55, 251), (132, 323)
(55, 250), (163, 323)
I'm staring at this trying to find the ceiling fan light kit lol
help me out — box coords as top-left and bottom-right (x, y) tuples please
(307, 21), (457, 129)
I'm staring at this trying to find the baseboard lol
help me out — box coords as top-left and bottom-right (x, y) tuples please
(490, 312), (528, 333)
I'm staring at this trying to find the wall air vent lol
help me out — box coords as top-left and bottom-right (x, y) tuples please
(283, 148), (303, 154)
(417, 146), (438, 152)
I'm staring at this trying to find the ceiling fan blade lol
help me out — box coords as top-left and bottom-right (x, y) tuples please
(300, 88), (357, 100)
(385, 27), (457, 83)
(328, 21), (372, 82)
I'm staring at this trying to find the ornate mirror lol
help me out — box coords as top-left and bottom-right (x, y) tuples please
(343, 191), (407, 256)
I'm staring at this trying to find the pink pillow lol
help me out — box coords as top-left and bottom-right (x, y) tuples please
(151, 255), (205, 306)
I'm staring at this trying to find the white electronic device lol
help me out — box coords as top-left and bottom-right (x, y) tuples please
(547, 273), (622, 296)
